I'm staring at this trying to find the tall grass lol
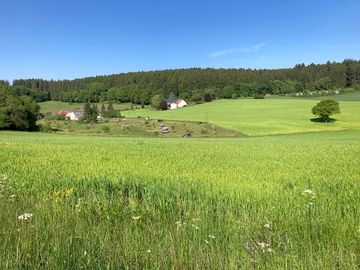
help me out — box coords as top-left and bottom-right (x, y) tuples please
(0, 131), (360, 268)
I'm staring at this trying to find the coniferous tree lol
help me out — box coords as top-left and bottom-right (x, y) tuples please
(83, 102), (91, 120)
(151, 94), (162, 109)
(91, 104), (98, 122)
(107, 100), (117, 118)
(345, 61), (354, 87)
(8, 60), (360, 103)
(100, 103), (106, 117)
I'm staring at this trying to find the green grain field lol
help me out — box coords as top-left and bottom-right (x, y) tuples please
(1, 130), (360, 269)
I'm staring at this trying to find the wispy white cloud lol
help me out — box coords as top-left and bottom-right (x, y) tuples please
(252, 42), (267, 50)
(208, 48), (238, 58)
(208, 43), (268, 58)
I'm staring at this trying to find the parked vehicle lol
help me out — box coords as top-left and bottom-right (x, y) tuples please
(161, 127), (169, 133)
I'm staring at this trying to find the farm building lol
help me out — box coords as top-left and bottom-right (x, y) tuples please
(66, 111), (83, 121)
(166, 98), (187, 110)
(56, 110), (69, 117)
(57, 110), (83, 121)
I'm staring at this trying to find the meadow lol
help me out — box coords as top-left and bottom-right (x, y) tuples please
(123, 97), (360, 136)
(1, 130), (360, 269)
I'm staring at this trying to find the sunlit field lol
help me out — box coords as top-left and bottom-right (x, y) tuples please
(123, 98), (360, 136)
(1, 131), (360, 269)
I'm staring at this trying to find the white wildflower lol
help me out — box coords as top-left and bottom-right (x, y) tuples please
(257, 242), (271, 252)
(205, 240), (210, 244)
(18, 213), (33, 220)
(264, 223), (270, 229)
(191, 224), (199, 230)
(75, 199), (81, 212)
(302, 189), (315, 196)
(146, 249), (151, 253)
(175, 220), (186, 229)
(208, 234), (216, 239)
(132, 216), (141, 220)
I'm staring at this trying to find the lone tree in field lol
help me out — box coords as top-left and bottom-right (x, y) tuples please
(311, 99), (340, 122)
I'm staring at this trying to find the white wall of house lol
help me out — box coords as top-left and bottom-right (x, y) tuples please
(66, 112), (81, 121)
(169, 103), (177, 110)
(177, 100), (187, 108)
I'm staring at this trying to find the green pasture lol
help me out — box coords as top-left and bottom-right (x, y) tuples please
(123, 99), (360, 136)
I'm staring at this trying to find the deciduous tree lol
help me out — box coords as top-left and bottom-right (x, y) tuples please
(311, 99), (340, 121)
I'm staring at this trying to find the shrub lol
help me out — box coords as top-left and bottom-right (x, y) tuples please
(203, 92), (213, 102)
(200, 128), (208, 134)
(159, 100), (168, 110)
(101, 126), (111, 133)
(40, 122), (52, 133)
(254, 94), (265, 99)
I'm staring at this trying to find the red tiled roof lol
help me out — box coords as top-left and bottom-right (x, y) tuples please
(57, 110), (69, 116)
(175, 99), (184, 104)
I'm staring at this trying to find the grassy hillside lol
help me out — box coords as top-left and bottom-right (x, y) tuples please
(123, 99), (360, 136)
(1, 131), (359, 268)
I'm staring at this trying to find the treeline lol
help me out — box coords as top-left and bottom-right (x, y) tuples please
(4, 59), (360, 104)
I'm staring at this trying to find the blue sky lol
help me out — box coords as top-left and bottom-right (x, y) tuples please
(0, 0), (359, 82)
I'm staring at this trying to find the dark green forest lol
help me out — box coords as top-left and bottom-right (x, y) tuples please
(0, 85), (40, 131)
(2, 59), (360, 105)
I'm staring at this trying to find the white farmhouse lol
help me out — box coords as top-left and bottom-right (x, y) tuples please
(66, 111), (84, 121)
(167, 98), (187, 110)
